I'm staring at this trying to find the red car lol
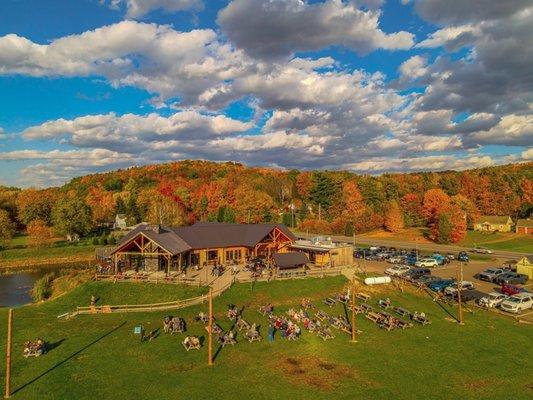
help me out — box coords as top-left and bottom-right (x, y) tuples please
(501, 283), (527, 296)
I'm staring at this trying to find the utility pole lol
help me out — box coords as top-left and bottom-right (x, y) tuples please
(208, 287), (213, 366)
(350, 276), (357, 343)
(4, 309), (13, 399)
(456, 265), (464, 325)
(318, 203), (321, 221)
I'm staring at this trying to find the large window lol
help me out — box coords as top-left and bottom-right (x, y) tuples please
(225, 249), (242, 262)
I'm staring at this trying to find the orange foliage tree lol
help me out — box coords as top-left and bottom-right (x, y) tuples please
(384, 201), (404, 232)
(85, 186), (116, 225)
(27, 219), (54, 247)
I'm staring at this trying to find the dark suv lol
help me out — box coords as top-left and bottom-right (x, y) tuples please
(404, 268), (430, 281)
(495, 272), (528, 285)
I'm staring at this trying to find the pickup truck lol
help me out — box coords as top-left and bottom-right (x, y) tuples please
(494, 272), (528, 285)
(475, 268), (506, 282)
(500, 293), (533, 314)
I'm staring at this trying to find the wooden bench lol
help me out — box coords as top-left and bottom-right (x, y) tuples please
(316, 310), (330, 321)
(323, 298), (336, 307)
(412, 314), (430, 325)
(393, 307), (412, 318)
(356, 292), (371, 301)
(361, 303), (373, 313)
(366, 311), (384, 323)
(396, 319), (413, 329)
(317, 329), (335, 341)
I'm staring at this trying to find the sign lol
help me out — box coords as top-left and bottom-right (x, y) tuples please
(133, 326), (143, 335)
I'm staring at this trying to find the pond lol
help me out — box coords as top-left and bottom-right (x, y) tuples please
(0, 269), (52, 307)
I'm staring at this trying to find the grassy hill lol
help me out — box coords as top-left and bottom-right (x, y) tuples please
(0, 277), (532, 399)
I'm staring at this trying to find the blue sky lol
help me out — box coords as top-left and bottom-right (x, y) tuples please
(0, 0), (531, 187)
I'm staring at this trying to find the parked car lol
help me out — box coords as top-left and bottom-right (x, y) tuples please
(457, 251), (469, 262)
(387, 256), (406, 264)
(472, 247), (493, 254)
(444, 281), (475, 295)
(501, 283), (528, 296)
(403, 268), (431, 281)
(432, 253), (450, 265)
(500, 293), (533, 314)
(477, 292), (509, 308)
(494, 272), (528, 285)
(405, 255), (418, 266)
(385, 265), (411, 276)
(428, 279), (455, 292)
(475, 268), (506, 282)
(415, 275), (441, 285)
(415, 258), (439, 268)
(446, 253), (455, 260)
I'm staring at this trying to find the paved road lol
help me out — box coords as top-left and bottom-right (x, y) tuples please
(294, 231), (529, 261)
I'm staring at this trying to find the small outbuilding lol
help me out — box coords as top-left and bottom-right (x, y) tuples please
(290, 237), (353, 267)
(516, 256), (533, 279)
(473, 216), (513, 232)
(516, 219), (533, 234)
(272, 252), (309, 270)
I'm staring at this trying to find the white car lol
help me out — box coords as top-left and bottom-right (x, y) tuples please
(500, 293), (533, 314)
(473, 247), (493, 254)
(444, 281), (475, 295)
(385, 265), (411, 276)
(415, 258), (438, 268)
(387, 256), (405, 264)
(478, 292), (509, 308)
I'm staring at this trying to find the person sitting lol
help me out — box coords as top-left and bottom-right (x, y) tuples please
(163, 316), (172, 333)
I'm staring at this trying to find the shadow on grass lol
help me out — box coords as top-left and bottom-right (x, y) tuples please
(13, 321), (127, 396)
(212, 305), (245, 362)
(422, 288), (459, 322)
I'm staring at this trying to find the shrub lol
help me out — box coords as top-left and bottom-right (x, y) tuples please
(31, 272), (56, 302)
(108, 236), (117, 245)
(92, 237), (99, 245)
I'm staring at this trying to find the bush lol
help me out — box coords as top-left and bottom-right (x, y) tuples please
(92, 237), (99, 245)
(31, 272), (56, 302)
(108, 235), (117, 245)
(99, 236), (108, 246)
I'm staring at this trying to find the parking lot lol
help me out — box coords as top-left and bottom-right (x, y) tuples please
(353, 255), (533, 323)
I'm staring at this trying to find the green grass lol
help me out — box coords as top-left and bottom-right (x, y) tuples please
(0, 244), (95, 262)
(1, 277), (532, 399)
(460, 231), (533, 253)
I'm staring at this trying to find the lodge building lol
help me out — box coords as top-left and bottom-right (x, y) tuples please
(110, 222), (296, 274)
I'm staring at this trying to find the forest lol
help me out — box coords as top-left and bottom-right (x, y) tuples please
(0, 160), (532, 246)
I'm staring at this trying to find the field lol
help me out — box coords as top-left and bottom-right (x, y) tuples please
(460, 231), (533, 253)
(1, 277), (532, 399)
(0, 235), (96, 269)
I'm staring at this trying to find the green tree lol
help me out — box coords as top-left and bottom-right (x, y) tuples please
(52, 196), (92, 237)
(435, 212), (453, 244)
(309, 172), (337, 211)
(0, 209), (15, 248)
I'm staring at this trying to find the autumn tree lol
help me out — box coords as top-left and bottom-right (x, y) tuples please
(400, 193), (424, 227)
(27, 219), (54, 247)
(451, 194), (479, 227)
(17, 188), (56, 225)
(422, 189), (451, 223)
(384, 201), (404, 232)
(341, 180), (366, 220)
(233, 185), (274, 223)
(52, 194), (92, 237)
(0, 209), (15, 248)
(431, 204), (466, 244)
(85, 186), (116, 225)
(137, 189), (188, 226)
(295, 172), (313, 200)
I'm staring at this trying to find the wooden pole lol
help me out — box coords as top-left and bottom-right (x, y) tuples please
(351, 276), (357, 343)
(208, 287), (213, 366)
(4, 309), (13, 399)
(456, 266), (464, 325)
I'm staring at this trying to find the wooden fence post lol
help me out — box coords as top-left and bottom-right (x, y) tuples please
(4, 308), (13, 399)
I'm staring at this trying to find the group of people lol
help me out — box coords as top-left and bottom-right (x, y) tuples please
(211, 264), (225, 277)
(23, 339), (46, 358)
(163, 316), (186, 334)
(269, 316), (301, 340)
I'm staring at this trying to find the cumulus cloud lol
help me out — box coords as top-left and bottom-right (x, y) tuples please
(398, 55), (427, 82)
(105, 0), (204, 19)
(415, 24), (481, 51)
(0, 21), (250, 104)
(218, 0), (414, 59)
(22, 110), (254, 153)
(467, 114), (533, 146)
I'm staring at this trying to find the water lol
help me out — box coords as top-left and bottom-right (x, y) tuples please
(0, 269), (52, 307)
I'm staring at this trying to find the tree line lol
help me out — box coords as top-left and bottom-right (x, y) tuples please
(0, 160), (531, 247)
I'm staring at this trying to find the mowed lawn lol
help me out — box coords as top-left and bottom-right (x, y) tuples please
(460, 231), (533, 253)
(0, 277), (532, 400)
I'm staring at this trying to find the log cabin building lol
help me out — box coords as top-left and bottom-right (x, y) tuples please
(109, 222), (295, 274)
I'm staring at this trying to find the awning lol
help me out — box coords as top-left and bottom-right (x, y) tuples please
(272, 252), (308, 269)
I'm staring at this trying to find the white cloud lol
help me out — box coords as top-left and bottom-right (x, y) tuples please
(521, 148), (533, 160)
(108, 0), (204, 19)
(416, 24), (481, 50)
(218, 0), (414, 59)
(0, 21), (250, 104)
(468, 114), (533, 146)
(398, 55), (428, 81)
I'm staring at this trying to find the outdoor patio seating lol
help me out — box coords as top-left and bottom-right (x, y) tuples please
(236, 317), (251, 331)
(182, 336), (201, 351)
(218, 331), (237, 347)
(323, 297), (336, 307)
(393, 307), (412, 318)
(258, 304), (273, 316)
(412, 312), (430, 325)
(356, 292), (371, 301)
(317, 327), (335, 341)
(316, 310), (330, 321)
(23, 339), (46, 358)
(378, 298), (392, 309)
(361, 303), (373, 313)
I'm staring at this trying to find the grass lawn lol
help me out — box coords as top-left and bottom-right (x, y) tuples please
(1, 276), (532, 399)
(0, 236), (98, 269)
(460, 231), (533, 253)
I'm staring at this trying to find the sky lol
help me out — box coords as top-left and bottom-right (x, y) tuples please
(0, 0), (531, 188)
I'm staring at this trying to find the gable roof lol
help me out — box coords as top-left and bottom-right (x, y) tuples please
(272, 252), (308, 269)
(477, 216), (512, 225)
(113, 222), (295, 255)
(516, 219), (533, 228)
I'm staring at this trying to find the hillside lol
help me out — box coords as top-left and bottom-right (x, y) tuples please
(0, 161), (532, 246)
